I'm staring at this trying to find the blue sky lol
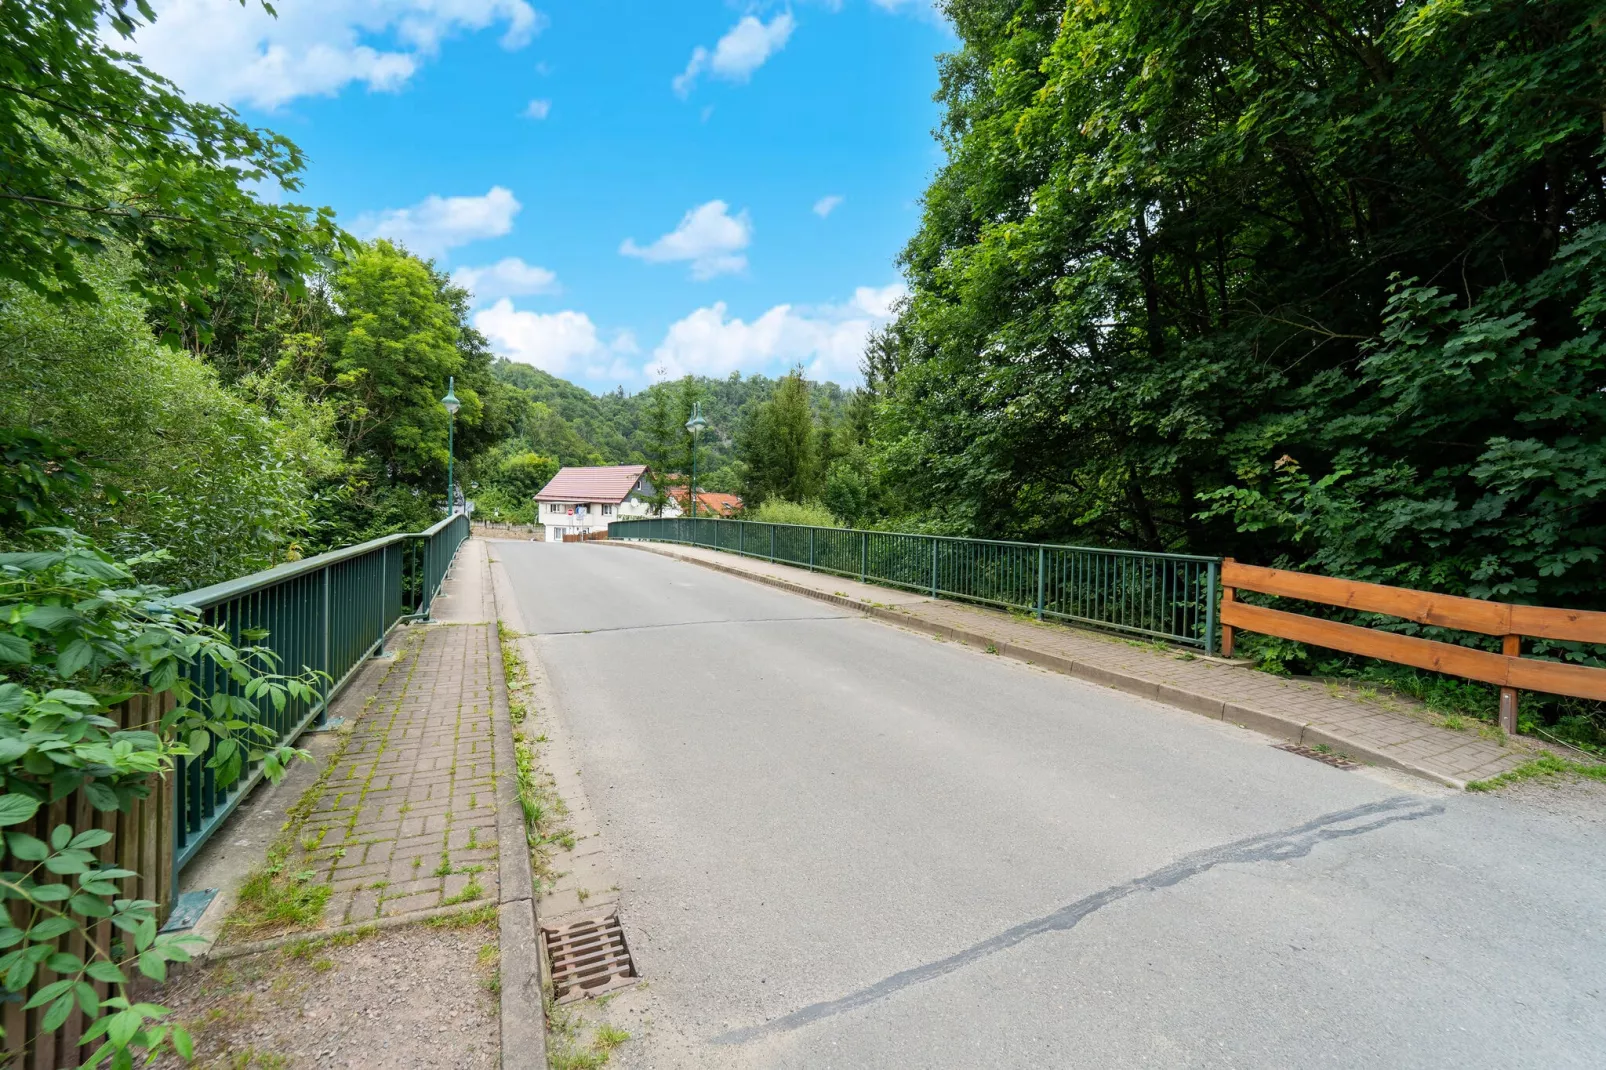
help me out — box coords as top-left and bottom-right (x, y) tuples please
(129, 1), (954, 391)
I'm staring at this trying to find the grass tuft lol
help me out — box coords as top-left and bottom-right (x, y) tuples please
(1467, 754), (1606, 792)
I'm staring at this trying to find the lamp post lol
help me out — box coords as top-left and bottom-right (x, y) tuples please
(441, 376), (461, 514)
(685, 401), (707, 519)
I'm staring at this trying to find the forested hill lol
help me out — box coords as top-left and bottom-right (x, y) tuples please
(481, 359), (852, 495)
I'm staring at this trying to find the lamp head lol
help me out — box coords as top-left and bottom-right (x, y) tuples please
(441, 375), (461, 416)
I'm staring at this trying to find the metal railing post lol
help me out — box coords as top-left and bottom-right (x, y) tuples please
(930, 538), (938, 597)
(770, 525), (776, 562)
(1035, 545), (1045, 620)
(318, 566), (331, 725)
(1204, 559), (1219, 656)
(860, 531), (867, 583)
(809, 528), (815, 571)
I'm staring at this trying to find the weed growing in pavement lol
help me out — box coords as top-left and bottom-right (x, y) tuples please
(231, 843), (334, 936)
(499, 622), (577, 890)
(427, 902), (498, 929)
(434, 853), (454, 877)
(1440, 715), (1467, 731)
(984, 642), (998, 654)
(1467, 754), (1606, 792)
(546, 992), (631, 1070)
(443, 878), (485, 905)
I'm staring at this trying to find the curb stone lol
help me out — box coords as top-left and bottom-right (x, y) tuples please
(483, 541), (548, 1070)
(606, 540), (1474, 791)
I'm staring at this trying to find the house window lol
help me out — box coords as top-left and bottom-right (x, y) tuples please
(601, 504), (614, 516)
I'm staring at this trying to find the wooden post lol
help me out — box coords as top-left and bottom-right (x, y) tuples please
(1499, 634), (1520, 734)
(1219, 558), (1237, 659)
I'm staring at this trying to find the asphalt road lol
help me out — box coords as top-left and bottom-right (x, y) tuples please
(496, 541), (1606, 1070)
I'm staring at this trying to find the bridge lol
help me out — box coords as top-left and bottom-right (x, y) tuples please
(8, 519), (1603, 1068)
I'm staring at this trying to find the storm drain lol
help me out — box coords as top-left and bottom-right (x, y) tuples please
(543, 911), (638, 1003)
(1275, 742), (1359, 770)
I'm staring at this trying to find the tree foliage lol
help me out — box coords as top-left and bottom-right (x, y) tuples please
(0, 1), (345, 337)
(875, 0), (1606, 614)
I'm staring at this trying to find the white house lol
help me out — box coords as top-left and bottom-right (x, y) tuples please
(534, 464), (679, 542)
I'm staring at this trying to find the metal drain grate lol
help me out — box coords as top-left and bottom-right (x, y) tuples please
(543, 912), (637, 1003)
(1275, 742), (1358, 770)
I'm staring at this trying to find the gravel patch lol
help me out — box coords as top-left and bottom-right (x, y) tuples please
(151, 920), (500, 1069)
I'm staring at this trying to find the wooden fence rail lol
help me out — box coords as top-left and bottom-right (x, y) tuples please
(3, 695), (176, 1070)
(1220, 560), (1606, 733)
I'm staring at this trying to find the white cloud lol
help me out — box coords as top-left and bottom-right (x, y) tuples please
(648, 282), (907, 385)
(475, 301), (605, 375)
(452, 257), (557, 302)
(524, 98), (551, 119)
(673, 12), (794, 97)
(812, 194), (844, 218)
(127, 0), (547, 109)
(620, 200), (752, 280)
(356, 186), (521, 258)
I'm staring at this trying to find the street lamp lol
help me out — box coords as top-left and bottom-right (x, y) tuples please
(441, 376), (461, 514)
(685, 401), (707, 519)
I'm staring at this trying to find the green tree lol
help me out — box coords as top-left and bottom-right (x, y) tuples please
(880, 0), (1606, 609)
(0, 1), (345, 336)
(641, 383), (677, 513)
(739, 370), (818, 507)
(0, 257), (333, 586)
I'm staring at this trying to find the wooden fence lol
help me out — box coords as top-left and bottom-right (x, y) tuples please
(3, 695), (177, 1069)
(1220, 559), (1606, 732)
(562, 530), (609, 543)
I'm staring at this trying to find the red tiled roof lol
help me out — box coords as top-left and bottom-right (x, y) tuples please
(670, 489), (743, 516)
(535, 464), (649, 504)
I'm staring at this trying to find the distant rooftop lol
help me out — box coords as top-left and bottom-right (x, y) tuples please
(535, 464), (649, 504)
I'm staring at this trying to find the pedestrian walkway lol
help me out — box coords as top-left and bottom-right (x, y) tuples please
(214, 542), (508, 944)
(608, 541), (1551, 789)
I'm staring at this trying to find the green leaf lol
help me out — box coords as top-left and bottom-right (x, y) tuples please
(83, 781), (120, 811)
(0, 794), (40, 827)
(24, 978), (73, 1009)
(107, 1007), (141, 1049)
(23, 605), (82, 631)
(42, 991), (76, 1031)
(0, 634), (31, 664)
(51, 824), (72, 851)
(57, 638), (95, 678)
(7, 833), (49, 860)
(46, 951), (83, 974)
(0, 738), (31, 763)
(85, 960), (126, 985)
(136, 951), (166, 982)
(30, 883), (71, 902)
(69, 892), (113, 918)
(27, 917), (75, 940)
(69, 829), (113, 850)
(172, 1024), (194, 1060)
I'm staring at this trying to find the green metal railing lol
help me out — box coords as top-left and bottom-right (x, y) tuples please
(171, 512), (469, 871)
(609, 517), (1221, 653)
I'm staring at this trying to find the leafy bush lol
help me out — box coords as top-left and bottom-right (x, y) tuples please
(0, 531), (314, 1065)
(749, 499), (843, 528)
(0, 262), (332, 587)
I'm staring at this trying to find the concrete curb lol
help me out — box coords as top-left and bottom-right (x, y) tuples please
(608, 541), (1471, 791)
(484, 543), (548, 1070)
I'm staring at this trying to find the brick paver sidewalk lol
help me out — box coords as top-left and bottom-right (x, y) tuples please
(306, 622), (502, 926)
(610, 541), (1554, 789)
(217, 609), (505, 942)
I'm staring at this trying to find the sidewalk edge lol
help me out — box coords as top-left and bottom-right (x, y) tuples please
(484, 540), (548, 1069)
